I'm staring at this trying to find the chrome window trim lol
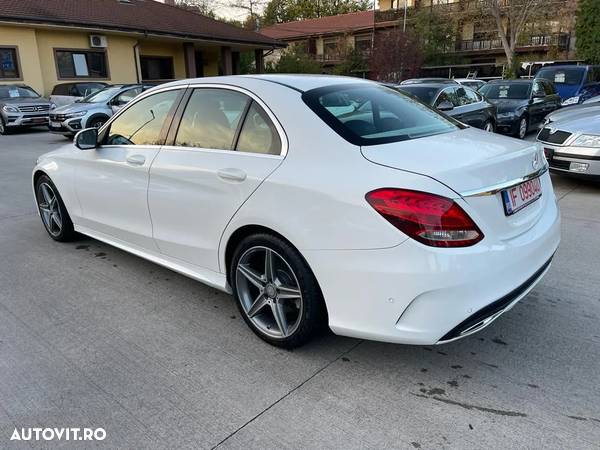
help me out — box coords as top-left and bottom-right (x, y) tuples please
(182, 83), (288, 158)
(461, 165), (549, 197)
(97, 84), (188, 136)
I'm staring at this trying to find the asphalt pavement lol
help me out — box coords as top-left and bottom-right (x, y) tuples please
(1, 128), (599, 449)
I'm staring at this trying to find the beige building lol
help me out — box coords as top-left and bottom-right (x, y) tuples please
(0, 0), (283, 96)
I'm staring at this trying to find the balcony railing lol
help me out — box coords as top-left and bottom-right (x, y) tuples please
(455, 33), (570, 52)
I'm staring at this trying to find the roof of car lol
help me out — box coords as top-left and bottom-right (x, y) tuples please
(159, 74), (375, 93)
(487, 79), (534, 84)
(398, 83), (449, 90)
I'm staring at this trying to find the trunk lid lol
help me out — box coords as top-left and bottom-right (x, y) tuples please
(361, 127), (550, 240)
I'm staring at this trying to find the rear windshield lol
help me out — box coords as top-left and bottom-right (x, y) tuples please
(536, 67), (585, 86)
(480, 83), (531, 100)
(302, 84), (460, 146)
(397, 85), (440, 105)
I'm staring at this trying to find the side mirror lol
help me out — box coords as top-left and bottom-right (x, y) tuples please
(437, 101), (454, 111)
(74, 128), (98, 150)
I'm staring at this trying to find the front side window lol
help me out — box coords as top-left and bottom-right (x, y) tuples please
(175, 89), (249, 150)
(0, 47), (20, 79)
(112, 88), (142, 107)
(105, 90), (180, 146)
(532, 82), (546, 97)
(55, 50), (108, 79)
(464, 87), (482, 103)
(303, 84), (460, 146)
(237, 102), (281, 155)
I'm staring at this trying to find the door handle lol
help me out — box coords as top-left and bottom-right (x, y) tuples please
(217, 168), (247, 182)
(126, 154), (146, 166)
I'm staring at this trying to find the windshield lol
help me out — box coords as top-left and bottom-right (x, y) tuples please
(302, 84), (460, 146)
(480, 83), (531, 100)
(397, 86), (440, 105)
(0, 85), (40, 100)
(536, 67), (585, 86)
(81, 87), (123, 103)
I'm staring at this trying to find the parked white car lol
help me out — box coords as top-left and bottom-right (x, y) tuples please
(49, 82), (108, 108)
(32, 75), (560, 348)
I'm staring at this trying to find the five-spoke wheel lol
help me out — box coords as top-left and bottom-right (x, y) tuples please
(231, 234), (326, 348)
(35, 174), (76, 241)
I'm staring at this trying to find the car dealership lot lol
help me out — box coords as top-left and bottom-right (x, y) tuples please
(1, 130), (599, 449)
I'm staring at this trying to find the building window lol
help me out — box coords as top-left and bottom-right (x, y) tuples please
(323, 39), (338, 61)
(0, 47), (20, 79)
(55, 50), (108, 79)
(140, 56), (174, 81)
(354, 35), (372, 55)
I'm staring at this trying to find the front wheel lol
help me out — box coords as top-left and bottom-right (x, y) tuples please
(35, 175), (76, 241)
(0, 116), (10, 135)
(230, 233), (327, 348)
(516, 116), (528, 139)
(483, 120), (495, 133)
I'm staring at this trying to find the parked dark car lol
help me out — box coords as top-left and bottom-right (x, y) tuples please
(49, 82), (108, 107)
(0, 84), (54, 135)
(479, 79), (561, 139)
(397, 83), (497, 132)
(399, 78), (458, 85)
(535, 64), (600, 106)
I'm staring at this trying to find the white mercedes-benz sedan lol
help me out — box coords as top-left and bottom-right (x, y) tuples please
(32, 75), (560, 348)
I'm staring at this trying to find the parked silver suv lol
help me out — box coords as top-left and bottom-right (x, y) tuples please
(49, 84), (151, 137)
(0, 84), (55, 135)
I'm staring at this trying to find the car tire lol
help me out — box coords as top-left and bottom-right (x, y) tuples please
(483, 120), (495, 133)
(35, 174), (77, 242)
(230, 233), (327, 348)
(87, 116), (108, 129)
(516, 116), (528, 139)
(0, 116), (10, 135)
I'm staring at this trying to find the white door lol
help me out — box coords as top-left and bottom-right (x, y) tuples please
(75, 88), (183, 250)
(148, 87), (285, 272)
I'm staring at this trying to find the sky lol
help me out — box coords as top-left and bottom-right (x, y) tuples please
(157, 1), (379, 21)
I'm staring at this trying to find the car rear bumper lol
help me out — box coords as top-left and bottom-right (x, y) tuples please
(303, 191), (560, 345)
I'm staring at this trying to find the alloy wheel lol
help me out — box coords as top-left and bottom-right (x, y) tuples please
(484, 121), (494, 132)
(235, 246), (303, 338)
(37, 182), (63, 236)
(518, 118), (527, 139)
(0, 118), (5, 134)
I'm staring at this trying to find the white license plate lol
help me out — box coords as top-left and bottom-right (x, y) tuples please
(50, 121), (62, 127)
(501, 177), (542, 216)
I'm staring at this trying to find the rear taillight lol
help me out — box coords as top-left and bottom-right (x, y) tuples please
(365, 188), (483, 248)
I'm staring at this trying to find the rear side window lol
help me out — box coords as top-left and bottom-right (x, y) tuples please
(303, 84), (459, 146)
(237, 102), (281, 155)
(52, 84), (70, 95)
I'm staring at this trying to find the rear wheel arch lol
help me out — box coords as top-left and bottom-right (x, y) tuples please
(223, 225), (327, 314)
(225, 225), (297, 284)
(86, 113), (110, 128)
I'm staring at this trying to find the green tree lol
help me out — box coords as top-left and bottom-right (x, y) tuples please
(266, 45), (323, 73)
(411, 8), (459, 65)
(576, 0), (600, 64)
(262, 0), (371, 26)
